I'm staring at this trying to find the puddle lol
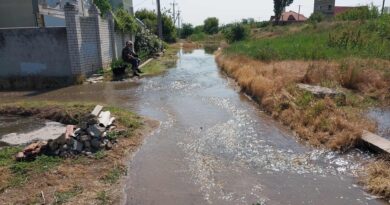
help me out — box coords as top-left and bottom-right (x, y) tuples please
(0, 115), (65, 146)
(367, 108), (390, 139)
(0, 49), (388, 204)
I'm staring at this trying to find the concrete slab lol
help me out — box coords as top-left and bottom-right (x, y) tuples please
(362, 130), (390, 153)
(91, 105), (103, 117)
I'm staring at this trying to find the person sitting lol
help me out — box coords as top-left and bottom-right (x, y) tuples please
(122, 41), (143, 77)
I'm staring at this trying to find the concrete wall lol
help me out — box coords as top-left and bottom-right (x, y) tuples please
(0, 0), (36, 27)
(314, 0), (335, 16)
(80, 17), (100, 74)
(0, 27), (72, 76)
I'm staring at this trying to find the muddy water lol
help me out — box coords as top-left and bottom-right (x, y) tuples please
(0, 49), (387, 204)
(368, 108), (390, 140)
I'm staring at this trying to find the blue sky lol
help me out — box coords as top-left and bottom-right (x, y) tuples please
(132, 0), (389, 25)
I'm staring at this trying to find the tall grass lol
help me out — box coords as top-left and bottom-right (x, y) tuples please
(224, 16), (390, 61)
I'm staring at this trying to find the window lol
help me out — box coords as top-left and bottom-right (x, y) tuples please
(328, 5), (333, 11)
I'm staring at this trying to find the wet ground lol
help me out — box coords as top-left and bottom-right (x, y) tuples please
(0, 49), (388, 204)
(0, 115), (65, 146)
(368, 108), (390, 140)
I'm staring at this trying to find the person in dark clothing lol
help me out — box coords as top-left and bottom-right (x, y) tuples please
(122, 41), (142, 77)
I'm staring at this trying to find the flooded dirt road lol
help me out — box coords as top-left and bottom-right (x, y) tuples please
(0, 49), (387, 204)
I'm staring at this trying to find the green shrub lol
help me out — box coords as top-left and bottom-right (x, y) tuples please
(309, 12), (325, 23)
(336, 5), (380, 21)
(93, 0), (111, 16)
(222, 23), (250, 43)
(114, 8), (138, 33)
(110, 59), (127, 76)
(188, 32), (207, 42)
(135, 9), (177, 43)
(135, 29), (163, 59)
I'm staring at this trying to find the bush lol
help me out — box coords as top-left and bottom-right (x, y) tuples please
(135, 9), (177, 43)
(309, 12), (325, 23)
(222, 23), (250, 43)
(114, 8), (138, 33)
(111, 59), (127, 76)
(336, 5), (380, 21)
(93, 0), (111, 16)
(135, 29), (163, 59)
(180, 23), (194, 39)
(203, 17), (219, 34)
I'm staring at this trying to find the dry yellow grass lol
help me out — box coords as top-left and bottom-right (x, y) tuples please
(216, 51), (390, 198)
(361, 160), (390, 198)
(215, 52), (384, 150)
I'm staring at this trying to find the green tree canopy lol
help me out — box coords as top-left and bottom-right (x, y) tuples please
(273, 0), (294, 24)
(135, 9), (177, 43)
(180, 23), (194, 39)
(203, 17), (219, 34)
(93, 0), (112, 16)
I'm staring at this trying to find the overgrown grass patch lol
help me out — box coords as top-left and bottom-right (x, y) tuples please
(101, 165), (126, 184)
(224, 18), (390, 61)
(54, 185), (83, 204)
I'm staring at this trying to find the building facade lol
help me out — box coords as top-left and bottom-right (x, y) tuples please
(314, 0), (336, 16)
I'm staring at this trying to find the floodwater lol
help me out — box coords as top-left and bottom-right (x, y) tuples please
(0, 49), (387, 204)
(368, 108), (390, 140)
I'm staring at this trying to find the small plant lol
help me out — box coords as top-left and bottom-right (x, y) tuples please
(54, 185), (83, 204)
(101, 165), (126, 184)
(96, 191), (110, 205)
(95, 150), (107, 160)
(110, 59), (127, 76)
(114, 8), (139, 33)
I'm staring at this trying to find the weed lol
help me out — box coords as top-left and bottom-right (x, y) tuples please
(95, 150), (107, 160)
(101, 165), (126, 184)
(0, 147), (22, 167)
(296, 92), (314, 108)
(54, 185), (83, 204)
(96, 191), (111, 205)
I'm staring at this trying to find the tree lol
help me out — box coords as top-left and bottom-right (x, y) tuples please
(180, 23), (194, 39)
(135, 9), (177, 43)
(93, 0), (112, 16)
(203, 17), (219, 34)
(273, 0), (294, 24)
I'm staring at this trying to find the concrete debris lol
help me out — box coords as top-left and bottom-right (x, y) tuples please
(15, 106), (119, 161)
(98, 111), (112, 127)
(297, 83), (346, 104)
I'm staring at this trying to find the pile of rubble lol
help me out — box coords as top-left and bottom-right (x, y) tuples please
(16, 105), (120, 160)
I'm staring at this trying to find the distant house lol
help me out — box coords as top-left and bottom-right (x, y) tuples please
(333, 6), (356, 16)
(270, 11), (308, 23)
(313, 0), (366, 17)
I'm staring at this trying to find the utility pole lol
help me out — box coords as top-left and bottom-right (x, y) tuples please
(298, 5), (301, 21)
(156, 0), (163, 39)
(177, 10), (181, 29)
(171, 1), (178, 24)
(382, 0), (386, 15)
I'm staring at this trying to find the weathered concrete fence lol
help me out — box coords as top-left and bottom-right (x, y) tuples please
(0, 3), (133, 89)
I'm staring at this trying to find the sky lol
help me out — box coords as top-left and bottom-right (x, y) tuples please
(132, 0), (389, 26)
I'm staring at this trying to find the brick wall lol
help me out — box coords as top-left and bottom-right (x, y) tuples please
(64, 3), (133, 76)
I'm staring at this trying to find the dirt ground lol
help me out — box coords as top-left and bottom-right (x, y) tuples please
(0, 103), (159, 205)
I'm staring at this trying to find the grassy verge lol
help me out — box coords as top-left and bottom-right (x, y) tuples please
(0, 101), (156, 204)
(140, 45), (179, 76)
(216, 18), (390, 199)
